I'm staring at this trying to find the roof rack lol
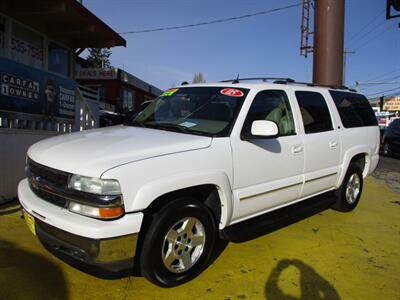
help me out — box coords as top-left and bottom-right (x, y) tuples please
(220, 77), (295, 84)
(287, 81), (357, 92)
(220, 77), (357, 92)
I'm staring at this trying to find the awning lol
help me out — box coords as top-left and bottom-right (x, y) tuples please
(2, 0), (126, 48)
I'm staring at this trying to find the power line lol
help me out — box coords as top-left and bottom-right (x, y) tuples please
(346, 8), (386, 45)
(353, 24), (394, 51)
(118, 3), (301, 35)
(382, 74), (400, 82)
(366, 86), (400, 97)
(363, 68), (400, 82)
(347, 20), (387, 48)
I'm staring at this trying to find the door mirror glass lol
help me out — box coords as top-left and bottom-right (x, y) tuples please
(251, 120), (279, 137)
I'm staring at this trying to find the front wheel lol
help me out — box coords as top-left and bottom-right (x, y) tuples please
(140, 198), (216, 287)
(332, 164), (363, 212)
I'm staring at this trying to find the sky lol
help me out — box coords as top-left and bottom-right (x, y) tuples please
(83, 0), (400, 98)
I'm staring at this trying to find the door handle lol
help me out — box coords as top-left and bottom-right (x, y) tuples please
(329, 141), (338, 149)
(292, 145), (303, 155)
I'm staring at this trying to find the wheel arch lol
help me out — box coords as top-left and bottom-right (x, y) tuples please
(338, 147), (370, 187)
(130, 170), (233, 229)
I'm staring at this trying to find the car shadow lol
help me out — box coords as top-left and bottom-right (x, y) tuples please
(265, 259), (340, 300)
(208, 237), (229, 267)
(248, 138), (282, 153)
(0, 199), (22, 216)
(0, 239), (69, 300)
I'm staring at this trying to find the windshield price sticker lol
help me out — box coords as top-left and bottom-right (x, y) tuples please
(161, 88), (179, 97)
(220, 88), (244, 97)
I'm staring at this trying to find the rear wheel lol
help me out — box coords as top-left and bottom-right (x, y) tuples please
(332, 164), (363, 212)
(382, 141), (392, 157)
(140, 197), (216, 287)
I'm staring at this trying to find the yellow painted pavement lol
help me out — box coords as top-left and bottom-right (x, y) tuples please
(0, 177), (399, 300)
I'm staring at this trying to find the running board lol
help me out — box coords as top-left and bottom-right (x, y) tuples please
(220, 192), (336, 243)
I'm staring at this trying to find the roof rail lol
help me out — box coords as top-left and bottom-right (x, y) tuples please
(220, 77), (358, 92)
(220, 77), (357, 92)
(290, 81), (356, 92)
(220, 77), (295, 83)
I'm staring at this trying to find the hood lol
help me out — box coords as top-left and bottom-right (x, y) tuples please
(28, 125), (212, 177)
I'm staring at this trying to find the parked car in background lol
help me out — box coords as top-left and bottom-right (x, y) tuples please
(99, 110), (124, 127)
(123, 100), (155, 123)
(382, 118), (400, 157)
(375, 111), (397, 129)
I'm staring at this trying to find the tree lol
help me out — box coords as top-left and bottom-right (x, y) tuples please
(192, 72), (206, 83)
(86, 48), (112, 68)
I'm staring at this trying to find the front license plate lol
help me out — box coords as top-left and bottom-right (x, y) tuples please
(24, 210), (36, 236)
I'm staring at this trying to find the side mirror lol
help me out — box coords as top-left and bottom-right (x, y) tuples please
(250, 120), (279, 138)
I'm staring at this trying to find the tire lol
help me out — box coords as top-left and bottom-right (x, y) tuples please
(140, 197), (216, 287)
(332, 164), (363, 212)
(382, 141), (392, 157)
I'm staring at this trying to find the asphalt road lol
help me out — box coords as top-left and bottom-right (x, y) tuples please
(372, 155), (400, 194)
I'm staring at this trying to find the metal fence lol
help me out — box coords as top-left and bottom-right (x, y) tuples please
(0, 85), (100, 200)
(76, 85), (99, 131)
(0, 110), (74, 133)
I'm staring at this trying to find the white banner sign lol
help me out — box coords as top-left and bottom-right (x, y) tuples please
(76, 68), (118, 80)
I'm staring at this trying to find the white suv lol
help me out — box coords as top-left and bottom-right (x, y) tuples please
(18, 78), (380, 286)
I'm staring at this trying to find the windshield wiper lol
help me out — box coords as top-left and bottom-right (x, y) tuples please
(125, 120), (147, 127)
(145, 123), (210, 136)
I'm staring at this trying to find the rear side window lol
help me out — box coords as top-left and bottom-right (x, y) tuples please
(329, 91), (378, 128)
(295, 91), (333, 134)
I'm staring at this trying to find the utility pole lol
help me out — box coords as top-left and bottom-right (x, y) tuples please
(313, 0), (345, 86)
(342, 50), (355, 86)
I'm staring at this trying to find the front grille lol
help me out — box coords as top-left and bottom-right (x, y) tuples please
(28, 159), (70, 187)
(27, 158), (71, 208)
(31, 187), (68, 208)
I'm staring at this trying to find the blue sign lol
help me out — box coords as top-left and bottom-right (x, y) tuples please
(0, 56), (77, 118)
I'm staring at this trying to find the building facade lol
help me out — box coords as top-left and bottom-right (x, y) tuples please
(0, 0), (126, 130)
(0, 0), (126, 199)
(76, 67), (162, 113)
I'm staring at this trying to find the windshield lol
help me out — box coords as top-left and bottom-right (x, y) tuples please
(130, 86), (249, 137)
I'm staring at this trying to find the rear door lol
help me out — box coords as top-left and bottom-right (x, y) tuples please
(294, 90), (341, 197)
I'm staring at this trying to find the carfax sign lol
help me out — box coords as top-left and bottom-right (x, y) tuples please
(1, 73), (40, 101)
(0, 56), (77, 118)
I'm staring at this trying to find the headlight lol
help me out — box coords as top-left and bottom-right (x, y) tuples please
(68, 175), (121, 195)
(68, 201), (124, 219)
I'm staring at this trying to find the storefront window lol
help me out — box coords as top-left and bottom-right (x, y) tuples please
(11, 22), (44, 69)
(123, 89), (134, 111)
(48, 43), (70, 77)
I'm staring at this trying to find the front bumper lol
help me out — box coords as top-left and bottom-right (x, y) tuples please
(35, 217), (138, 273)
(18, 179), (143, 273)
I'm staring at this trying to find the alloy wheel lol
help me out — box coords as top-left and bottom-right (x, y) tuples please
(162, 217), (206, 273)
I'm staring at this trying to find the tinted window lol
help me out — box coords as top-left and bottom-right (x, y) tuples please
(388, 119), (400, 133)
(329, 91), (378, 128)
(295, 91), (333, 134)
(243, 90), (295, 136)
